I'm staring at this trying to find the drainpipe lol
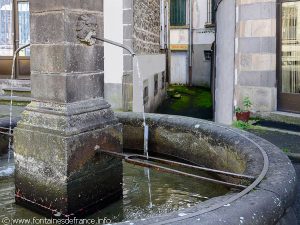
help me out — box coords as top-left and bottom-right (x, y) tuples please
(188, 0), (193, 86)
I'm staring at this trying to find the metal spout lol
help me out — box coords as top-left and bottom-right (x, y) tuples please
(92, 36), (136, 57)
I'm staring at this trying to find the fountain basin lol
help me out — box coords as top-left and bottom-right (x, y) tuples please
(0, 113), (297, 224)
(115, 112), (297, 225)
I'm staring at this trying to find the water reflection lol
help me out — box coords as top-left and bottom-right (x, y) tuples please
(0, 154), (229, 223)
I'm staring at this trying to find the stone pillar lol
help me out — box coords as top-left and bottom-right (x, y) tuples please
(14, 0), (123, 217)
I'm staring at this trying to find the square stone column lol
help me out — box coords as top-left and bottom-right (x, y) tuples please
(14, 0), (123, 217)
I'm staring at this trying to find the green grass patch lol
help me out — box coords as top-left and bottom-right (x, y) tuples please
(233, 121), (252, 130)
(170, 95), (190, 111)
(167, 85), (212, 111)
(282, 147), (290, 153)
(194, 91), (213, 108)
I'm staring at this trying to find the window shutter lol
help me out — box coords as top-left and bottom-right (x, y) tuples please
(170, 0), (186, 26)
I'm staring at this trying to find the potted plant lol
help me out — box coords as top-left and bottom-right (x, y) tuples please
(235, 97), (253, 122)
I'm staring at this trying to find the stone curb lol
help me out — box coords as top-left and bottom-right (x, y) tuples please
(287, 153), (300, 164)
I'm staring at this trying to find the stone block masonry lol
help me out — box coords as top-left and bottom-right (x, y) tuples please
(123, 0), (134, 111)
(235, 0), (277, 113)
(14, 0), (123, 217)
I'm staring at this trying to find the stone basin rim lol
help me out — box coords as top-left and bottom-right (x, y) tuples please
(115, 112), (297, 225)
(0, 113), (297, 225)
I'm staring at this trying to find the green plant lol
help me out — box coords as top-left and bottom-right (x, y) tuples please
(282, 147), (290, 153)
(233, 120), (251, 130)
(235, 107), (242, 113)
(243, 97), (253, 111)
(235, 97), (253, 113)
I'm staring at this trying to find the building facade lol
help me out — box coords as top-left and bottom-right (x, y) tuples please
(105, 0), (168, 112)
(215, 0), (300, 124)
(169, 0), (215, 87)
(0, 0), (168, 113)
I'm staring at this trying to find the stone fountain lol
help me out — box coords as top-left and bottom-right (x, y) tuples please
(14, 0), (123, 217)
(6, 1), (297, 224)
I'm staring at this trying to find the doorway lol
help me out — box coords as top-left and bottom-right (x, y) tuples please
(0, 0), (30, 79)
(278, 0), (300, 113)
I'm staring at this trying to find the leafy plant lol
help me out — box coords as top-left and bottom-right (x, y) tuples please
(282, 147), (290, 153)
(235, 107), (242, 113)
(233, 120), (251, 130)
(243, 97), (253, 111)
(235, 97), (253, 113)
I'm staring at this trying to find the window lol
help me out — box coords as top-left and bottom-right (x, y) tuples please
(0, 0), (30, 57)
(160, 0), (169, 49)
(161, 72), (165, 89)
(154, 74), (158, 96)
(170, 0), (187, 26)
(18, 1), (30, 56)
(143, 86), (149, 104)
(206, 0), (215, 25)
(204, 50), (212, 61)
(281, 2), (300, 94)
(0, 0), (13, 56)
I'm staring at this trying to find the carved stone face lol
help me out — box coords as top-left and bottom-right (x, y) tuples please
(76, 14), (98, 46)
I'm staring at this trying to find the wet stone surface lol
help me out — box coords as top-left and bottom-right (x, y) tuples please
(247, 128), (300, 224)
(293, 163), (300, 225)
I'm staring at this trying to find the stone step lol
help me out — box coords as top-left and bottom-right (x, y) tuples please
(252, 120), (300, 133)
(0, 79), (31, 88)
(0, 96), (32, 106)
(253, 111), (300, 127)
(3, 87), (31, 97)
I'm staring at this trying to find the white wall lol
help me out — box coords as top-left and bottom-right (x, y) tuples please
(192, 0), (215, 45)
(193, 0), (206, 29)
(104, 0), (123, 84)
(214, 0), (235, 125)
(170, 0), (215, 86)
(191, 0), (215, 87)
(133, 54), (166, 112)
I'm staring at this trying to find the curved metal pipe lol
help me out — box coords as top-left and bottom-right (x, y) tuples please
(8, 43), (30, 162)
(92, 36), (136, 57)
(11, 43), (31, 78)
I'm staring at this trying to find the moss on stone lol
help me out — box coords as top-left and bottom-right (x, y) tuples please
(167, 85), (212, 112)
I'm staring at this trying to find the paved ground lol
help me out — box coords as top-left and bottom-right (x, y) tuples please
(248, 128), (300, 154)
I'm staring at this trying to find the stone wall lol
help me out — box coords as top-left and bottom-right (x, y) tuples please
(133, 0), (161, 54)
(235, 0), (277, 112)
(123, 0), (166, 112)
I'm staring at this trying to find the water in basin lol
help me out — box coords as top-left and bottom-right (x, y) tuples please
(0, 152), (229, 223)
